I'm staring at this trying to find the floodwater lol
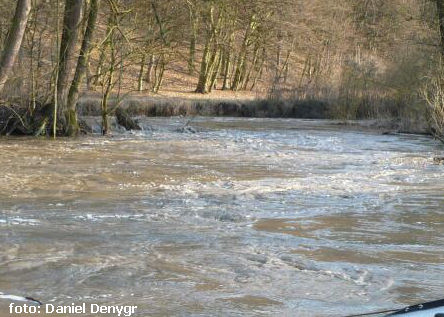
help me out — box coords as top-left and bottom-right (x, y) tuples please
(0, 117), (443, 316)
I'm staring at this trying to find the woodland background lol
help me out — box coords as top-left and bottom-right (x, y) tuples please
(0, 0), (444, 138)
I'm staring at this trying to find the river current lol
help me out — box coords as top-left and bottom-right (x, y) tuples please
(0, 117), (443, 316)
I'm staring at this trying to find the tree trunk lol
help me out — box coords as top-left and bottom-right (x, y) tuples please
(138, 55), (146, 91)
(56, 0), (83, 112)
(221, 33), (233, 90)
(153, 55), (165, 93)
(195, 6), (222, 94)
(101, 97), (109, 135)
(209, 50), (222, 92)
(86, 57), (92, 89)
(94, 47), (106, 85)
(437, 0), (444, 57)
(250, 48), (265, 91)
(231, 15), (256, 91)
(205, 41), (221, 92)
(101, 25), (116, 136)
(188, 10), (198, 75)
(145, 54), (154, 85)
(0, 0), (32, 94)
(195, 35), (211, 93)
(242, 44), (260, 90)
(101, 69), (112, 135)
(66, 0), (100, 136)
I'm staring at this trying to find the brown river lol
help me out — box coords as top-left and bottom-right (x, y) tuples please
(0, 117), (443, 316)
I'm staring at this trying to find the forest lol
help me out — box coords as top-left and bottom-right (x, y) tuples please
(0, 0), (444, 140)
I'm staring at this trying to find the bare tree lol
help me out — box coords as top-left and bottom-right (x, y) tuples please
(436, 0), (444, 56)
(56, 0), (83, 111)
(65, 0), (101, 135)
(0, 0), (31, 94)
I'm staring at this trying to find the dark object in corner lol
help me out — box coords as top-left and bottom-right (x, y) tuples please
(25, 297), (43, 306)
(433, 156), (444, 165)
(115, 107), (141, 131)
(385, 298), (444, 316)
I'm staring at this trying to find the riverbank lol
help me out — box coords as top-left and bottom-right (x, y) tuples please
(0, 93), (431, 137)
(78, 93), (329, 119)
(77, 93), (430, 136)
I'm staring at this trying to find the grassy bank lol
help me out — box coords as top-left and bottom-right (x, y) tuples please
(77, 94), (430, 135)
(77, 94), (341, 119)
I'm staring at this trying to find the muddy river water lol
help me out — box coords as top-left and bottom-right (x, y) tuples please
(0, 117), (443, 316)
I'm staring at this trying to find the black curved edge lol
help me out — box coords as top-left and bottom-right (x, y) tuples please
(24, 297), (43, 306)
(387, 299), (444, 315)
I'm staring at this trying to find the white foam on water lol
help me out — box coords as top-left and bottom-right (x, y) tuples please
(0, 217), (40, 226)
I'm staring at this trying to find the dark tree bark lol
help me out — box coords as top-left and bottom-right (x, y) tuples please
(65, 0), (100, 136)
(187, 3), (198, 75)
(137, 54), (146, 92)
(195, 5), (222, 94)
(56, 0), (83, 111)
(195, 34), (212, 93)
(145, 54), (155, 84)
(437, 0), (444, 57)
(231, 15), (256, 91)
(0, 0), (32, 94)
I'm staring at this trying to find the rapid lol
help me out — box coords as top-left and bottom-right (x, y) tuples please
(0, 117), (443, 316)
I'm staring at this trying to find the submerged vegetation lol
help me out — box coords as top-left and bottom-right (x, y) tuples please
(0, 0), (444, 140)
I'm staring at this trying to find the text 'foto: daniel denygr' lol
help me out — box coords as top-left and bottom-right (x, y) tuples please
(9, 303), (138, 316)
